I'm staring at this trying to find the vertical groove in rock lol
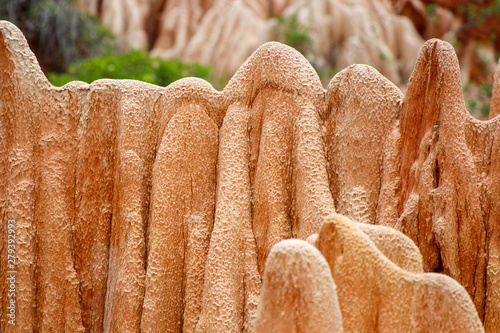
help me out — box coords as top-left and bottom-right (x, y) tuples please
(291, 101), (335, 239)
(324, 64), (403, 225)
(3, 20), (500, 333)
(398, 39), (448, 274)
(224, 42), (328, 275)
(253, 239), (343, 333)
(35, 88), (84, 332)
(398, 39), (492, 324)
(103, 82), (160, 333)
(73, 82), (116, 333)
(142, 102), (218, 332)
(252, 89), (294, 276)
(196, 103), (260, 333)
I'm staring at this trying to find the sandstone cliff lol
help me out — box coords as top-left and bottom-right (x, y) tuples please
(1, 20), (500, 332)
(73, 0), (500, 87)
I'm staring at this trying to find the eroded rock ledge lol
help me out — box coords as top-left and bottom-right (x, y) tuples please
(0, 20), (499, 332)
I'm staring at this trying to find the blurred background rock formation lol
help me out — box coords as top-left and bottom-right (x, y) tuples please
(1, 19), (500, 332)
(73, 0), (500, 87)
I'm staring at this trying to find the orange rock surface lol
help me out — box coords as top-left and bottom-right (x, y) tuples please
(1, 20), (500, 332)
(253, 239), (343, 332)
(316, 214), (484, 332)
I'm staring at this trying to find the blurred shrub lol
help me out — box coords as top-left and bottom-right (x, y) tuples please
(0, 0), (115, 72)
(459, 0), (500, 26)
(479, 81), (493, 98)
(464, 80), (492, 118)
(47, 50), (219, 88)
(276, 13), (312, 56)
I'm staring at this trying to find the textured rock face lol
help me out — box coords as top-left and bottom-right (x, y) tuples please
(308, 223), (424, 274)
(324, 64), (403, 226)
(141, 95), (218, 332)
(1, 20), (500, 332)
(195, 102), (260, 333)
(397, 40), (499, 330)
(316, 213), (484, 333)
(253, 239), (343, 332)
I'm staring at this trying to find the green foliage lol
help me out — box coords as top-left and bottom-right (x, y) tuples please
(0, 0), (116, 72)
(426, 3), (437, 15)
(276, 13), (312, 55)
(481, 103), (491, 117)
(464, 80), (492, 118)
(425, 3), (441, 24)
(47, 50), (218, 88)
(479, 81), (493, 98)
(467, 98), (478, 110)
(459, 0), (500, 26)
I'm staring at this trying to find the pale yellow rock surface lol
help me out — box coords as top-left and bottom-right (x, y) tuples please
(307, 219), (424, 275)
(324, 64), (403, 226)
(141, 102), (218, 332)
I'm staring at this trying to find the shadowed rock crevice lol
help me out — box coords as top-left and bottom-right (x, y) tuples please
(196, 103), (260, 333)
(397, 39), (497, 326)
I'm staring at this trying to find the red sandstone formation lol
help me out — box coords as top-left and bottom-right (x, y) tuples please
(253, 239), (343, 332)
(221, 41), (331, 277)
(324, 63), (403, 226)
(1, 20), (500, 332)
(141, 81), (219, 332)
(195, 102), (260, 333)
(316, 213), (484, 332)
(89, 80), (161, 333)
(308, 223), (424, 274)
(397, 39), (500, 331)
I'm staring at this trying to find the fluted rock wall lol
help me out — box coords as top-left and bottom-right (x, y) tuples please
(1, 20), (500, 332)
